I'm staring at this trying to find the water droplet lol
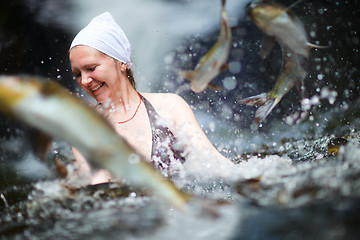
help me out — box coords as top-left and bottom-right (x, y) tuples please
(228, 61), (241, 74)
(317, 74), (324, 81)
(209, 122), (216, 132)
(223, 76), (237, 90)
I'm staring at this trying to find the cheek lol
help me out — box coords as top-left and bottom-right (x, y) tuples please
(101, 70), (118, 86)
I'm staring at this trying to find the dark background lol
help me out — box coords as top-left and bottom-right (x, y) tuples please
(0, 0), (75, 187)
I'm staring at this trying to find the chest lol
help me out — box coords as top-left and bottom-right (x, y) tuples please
(109, 105), (153, 160)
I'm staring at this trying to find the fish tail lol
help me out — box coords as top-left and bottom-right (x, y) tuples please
(221, 0), (226, 8)
(178, 70), (196, 81)
(238, 93), (281, 128)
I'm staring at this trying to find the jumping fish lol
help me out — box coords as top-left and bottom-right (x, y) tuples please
(0, 75), (190, 210)
(178, 0), (232, 92)
(238, 47), (307, 128)
(247, 0), (326, 59)
(238, 0), (324, 128)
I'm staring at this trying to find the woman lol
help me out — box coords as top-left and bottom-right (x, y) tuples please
(69, 12), (233, 184)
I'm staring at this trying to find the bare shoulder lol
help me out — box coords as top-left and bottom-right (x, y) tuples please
(141, 92), (187, 107)
(140, 92), (194, 124)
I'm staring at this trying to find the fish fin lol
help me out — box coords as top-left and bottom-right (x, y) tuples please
(208, 83), (222, 91)
(238, 93), (281, 128)
(284, 0), (304, 12)
(307, 42), (330, 49)
(220, 63), (229, 71)
(238, 93), (269, 106)
(260, 36), (276, 59)
(178, 70), (196, 81)
(29, 128), (53, 162)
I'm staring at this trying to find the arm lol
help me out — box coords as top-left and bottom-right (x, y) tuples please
(72, 147), (114, 184)
(162, 94), (234, 166)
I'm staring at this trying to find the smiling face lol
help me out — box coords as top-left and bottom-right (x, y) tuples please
(69, 45), (126, 103)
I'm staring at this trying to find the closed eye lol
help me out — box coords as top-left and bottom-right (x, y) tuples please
(75, 72), (81, 78)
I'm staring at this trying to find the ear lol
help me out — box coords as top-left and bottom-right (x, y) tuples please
(120, 62), (127, 72)
(114, 59), (127, 72)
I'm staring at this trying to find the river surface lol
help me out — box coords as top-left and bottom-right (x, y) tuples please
(1, 0), (360, 239)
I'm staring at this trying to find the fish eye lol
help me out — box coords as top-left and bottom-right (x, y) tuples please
(246, 1), (255, 9)
(245, 1), (257, 14)
(246, 0), (261, 10)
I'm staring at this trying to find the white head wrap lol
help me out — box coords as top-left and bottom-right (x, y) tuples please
(70, 12), (132, 68)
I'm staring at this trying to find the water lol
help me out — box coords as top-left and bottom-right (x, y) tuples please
(2, 130), (360, 239)
(1, 0), (360, 239)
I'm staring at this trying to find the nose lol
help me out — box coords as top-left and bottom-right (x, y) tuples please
(80, 74), (93, 86)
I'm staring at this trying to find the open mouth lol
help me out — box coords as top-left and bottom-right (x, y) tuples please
(91, 82), (105, 92)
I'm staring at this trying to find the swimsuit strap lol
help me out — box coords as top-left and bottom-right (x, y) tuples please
(139, 94), (186, 174)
